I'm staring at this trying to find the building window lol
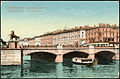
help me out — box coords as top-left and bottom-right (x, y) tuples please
(82, 32), (84, 34)
(113, 38), (114, 41)
(117, 32), (118, 41)
(82, 35), (84, 38)
(106, 29), (107, 31)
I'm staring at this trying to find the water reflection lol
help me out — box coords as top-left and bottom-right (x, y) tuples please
(56, 63), (63, 78)
(1, 65), (21, 78)
(30, 59), (56, 73)
(1, 55), (119, 78)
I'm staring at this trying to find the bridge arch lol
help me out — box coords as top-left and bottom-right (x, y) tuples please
(95, 51), (115, 64)
(93, 48), (117, 54)
(63, 51), (89, 59)
(23, 50), (57, 56)
(63, 51), (89, 66)
(29, 51), (57, 62)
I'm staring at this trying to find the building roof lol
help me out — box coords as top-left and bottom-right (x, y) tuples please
(20, 23), (119, 39)
(34, 36), (41, 38)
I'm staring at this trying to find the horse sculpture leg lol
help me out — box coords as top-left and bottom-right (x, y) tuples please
(15, 36), (20, 40)
(9, 37), (13, 41)
(15, 37), (17, 40)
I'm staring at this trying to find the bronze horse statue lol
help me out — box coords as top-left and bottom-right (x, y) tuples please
(8, 30), (20, 41)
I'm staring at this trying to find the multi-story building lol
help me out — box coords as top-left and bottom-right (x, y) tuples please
(34, 36), (41, 46)
(27, 38), (35, 46)
(18, 23), (119, 47)
(19, 37), (35, 46)
(85, 23), (119, 46)
(19, 38), (28, 46)
(53, 26), (90, 46)
(39, 34), (53, 46)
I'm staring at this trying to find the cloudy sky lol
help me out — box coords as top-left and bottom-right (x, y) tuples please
(1, 1), (119, 41)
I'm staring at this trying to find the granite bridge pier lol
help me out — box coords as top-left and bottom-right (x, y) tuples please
(1, 42), (119, 65)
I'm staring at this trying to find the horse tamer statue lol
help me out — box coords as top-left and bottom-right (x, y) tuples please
(8, 30), (20, 41)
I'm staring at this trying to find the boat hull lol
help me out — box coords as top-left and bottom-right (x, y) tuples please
(72, 57), (98, 66)
(72, 61), (93, 66)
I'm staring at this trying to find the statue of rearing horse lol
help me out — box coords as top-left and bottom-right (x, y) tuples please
(8, 30), (20, 41)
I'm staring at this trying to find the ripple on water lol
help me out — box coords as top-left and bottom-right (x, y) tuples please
(1, 56), (119, 78)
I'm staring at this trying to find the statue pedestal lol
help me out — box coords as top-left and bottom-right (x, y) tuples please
(8, 41), (18, 48)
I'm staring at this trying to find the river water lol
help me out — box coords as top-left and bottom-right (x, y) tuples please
(1, 55), (119, 78)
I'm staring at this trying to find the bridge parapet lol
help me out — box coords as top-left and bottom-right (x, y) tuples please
(23, 46), (119, 49)
(23, 46), (57, 49)
(21, 46), (119, 55)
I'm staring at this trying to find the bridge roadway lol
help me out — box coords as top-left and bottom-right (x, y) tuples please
(22, 46), (119, 62)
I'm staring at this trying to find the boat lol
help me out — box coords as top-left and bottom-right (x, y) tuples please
(72, 57), (98, 66)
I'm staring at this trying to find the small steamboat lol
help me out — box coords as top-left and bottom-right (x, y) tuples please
(72, 57), (98, 66)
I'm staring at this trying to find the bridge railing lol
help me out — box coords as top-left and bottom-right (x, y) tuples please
(1, 47), (119, 50)
(21, 45), (118, 48)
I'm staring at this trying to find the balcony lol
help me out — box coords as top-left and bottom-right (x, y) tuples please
(104, 31), (114, 33)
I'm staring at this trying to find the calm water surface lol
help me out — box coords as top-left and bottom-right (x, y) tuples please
(1, 55), (119, 78)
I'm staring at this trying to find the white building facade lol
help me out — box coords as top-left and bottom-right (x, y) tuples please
(80, 30), (86, 45)
(19, 39), (29, 46)
(53, 29), (86, 46)
(35, 37), (41, 46)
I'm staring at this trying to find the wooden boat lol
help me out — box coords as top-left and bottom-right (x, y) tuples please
(72, 57), (98, 66)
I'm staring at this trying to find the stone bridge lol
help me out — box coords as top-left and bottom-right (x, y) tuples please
(22, 46), (119, 62)
(1, 46), (119, 65)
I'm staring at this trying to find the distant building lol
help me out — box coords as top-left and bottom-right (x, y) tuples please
(18, 23), (119, 47)
(19, 37), (35, 46)
(34, 36), (41, 46)
(53, 29), (86, 46)
(40, 34), (53, 46)
(19, 39), (27, 46)
(85, 23), (119, 46)
(27, 38), (35, 46)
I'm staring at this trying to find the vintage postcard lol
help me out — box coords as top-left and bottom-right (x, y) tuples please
(1, 1), (119, 78)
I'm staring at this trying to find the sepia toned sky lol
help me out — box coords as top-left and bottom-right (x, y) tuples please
(1, 1), (119, 41)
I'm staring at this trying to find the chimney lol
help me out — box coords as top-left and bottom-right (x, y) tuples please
(84, 25), (89, 28)
(103, 23), (105, 26)
(106, 24), (109, 26)
(114, 24), (116, 27)
(79, 26), (82, 29)
(99, 23), (102, 26)
(94, 25), (96, 28)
